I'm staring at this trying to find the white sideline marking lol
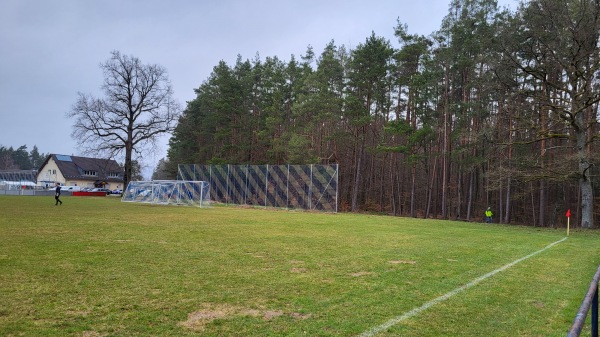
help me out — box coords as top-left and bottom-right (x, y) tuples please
(359, 237), (567, 337)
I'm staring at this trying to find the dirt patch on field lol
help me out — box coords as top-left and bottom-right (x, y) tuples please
(179, 303), (310, 331)
(350, 271), (375, 277)
(263, 310), (284, 320)
(389, 260), (416, 265)
(533, 301), (545, 308)
(291, 312), (312, 320)
(179, 304), (239, 330)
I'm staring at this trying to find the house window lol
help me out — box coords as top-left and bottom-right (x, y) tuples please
(108, 172), (120, 178)
(83, 170), (97, 176)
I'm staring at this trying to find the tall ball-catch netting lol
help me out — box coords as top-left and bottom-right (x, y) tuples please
(122, 180), (210, 207)
(177, 164), (338, 212)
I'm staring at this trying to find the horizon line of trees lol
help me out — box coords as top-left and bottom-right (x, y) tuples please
(165, 0), (600, 228)
(0, 145), (48, 171)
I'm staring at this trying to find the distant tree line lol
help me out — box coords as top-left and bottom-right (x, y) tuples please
(0, 145), (47, 171)
(165, 0), (600, 228)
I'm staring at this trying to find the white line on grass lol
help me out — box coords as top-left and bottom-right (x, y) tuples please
(359, 237), (568, 337)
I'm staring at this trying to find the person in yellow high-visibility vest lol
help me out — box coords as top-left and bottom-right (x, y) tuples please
(485, 207), (493, 223)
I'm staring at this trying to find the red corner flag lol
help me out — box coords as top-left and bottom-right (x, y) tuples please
(566, 209), (571, 218)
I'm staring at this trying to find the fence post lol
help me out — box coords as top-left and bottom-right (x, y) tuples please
(335, 164), (339, 213)
(265, 164), (268, 208)
(309, 165), (313, 210)
(593, 285), (598, 337)
(226, 164), (230, 205)
(567, 265), (600, 337)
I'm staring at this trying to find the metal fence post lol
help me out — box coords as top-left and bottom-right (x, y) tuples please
(286, 165), (290, 210)
(265, 164), (268, 208)
(593, 285), (598, 337)
(567, 265), (600, 337)
(335, 164), (339, 213)
(226, 164), (230, 205)
(309, 165), (313, 210)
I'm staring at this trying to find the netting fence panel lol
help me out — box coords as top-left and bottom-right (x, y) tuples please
(177, 164), (338, 212)
(247, 165), (267, 206)
(311, 164), (338, 212)
(228, 165), (247, 205)
(287, 165), (310, 210)
(267, 165), (288, 208)
(210, 165), (229, 204)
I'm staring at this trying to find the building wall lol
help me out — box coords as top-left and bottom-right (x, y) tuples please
(64, 179), (122, 190)
(37, 158), (65, 188)
(37, 157), (123, 190)
(65, 179), (95, 189)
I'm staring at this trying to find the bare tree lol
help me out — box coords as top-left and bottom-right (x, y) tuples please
(68, 51), (181, 190)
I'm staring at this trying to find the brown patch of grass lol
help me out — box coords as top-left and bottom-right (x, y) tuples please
(291, 312), (312, 320)
(389, 260), (416, 265)
(262, 310), (284, 320)
(350, 271), (375, 277)
(81, 331), (105, 337)
(290, 267), (308, 273)
(179, 303), (310, 331)
(65, 309), (90, 317)
(179, 303), (239, 330)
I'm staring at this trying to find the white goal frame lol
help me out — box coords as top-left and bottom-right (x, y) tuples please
(121, 180), (210, 207)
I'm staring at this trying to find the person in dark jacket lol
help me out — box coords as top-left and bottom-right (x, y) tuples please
(55, 182), (63, 206)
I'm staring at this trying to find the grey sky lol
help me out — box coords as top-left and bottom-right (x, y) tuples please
(0, 0), (516, 177)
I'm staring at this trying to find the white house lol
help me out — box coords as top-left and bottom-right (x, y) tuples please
(37, 154), (124, 190)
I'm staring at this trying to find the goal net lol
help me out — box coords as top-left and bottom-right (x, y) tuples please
(121, 180), (211, 207)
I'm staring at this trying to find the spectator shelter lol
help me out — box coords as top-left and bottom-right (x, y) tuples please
(0, 170), (38, 190)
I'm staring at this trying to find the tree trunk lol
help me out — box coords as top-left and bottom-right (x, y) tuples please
(538, 180), (546, 226)
(124, 140), (133, 193)
(577, 121), (594, 228)
(351, 128), (364, 212)
(410, 163), (416, 217)
(466, 170), (474, 221)
(504, 177), (511, 224)
(441, 66), (449, 219)
(426, 156), (437, 219)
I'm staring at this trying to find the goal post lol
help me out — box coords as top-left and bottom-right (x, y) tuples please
(121, 180), (211, 207)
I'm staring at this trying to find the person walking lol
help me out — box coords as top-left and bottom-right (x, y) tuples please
(485, 207), (493, 223)
(55, 182), (63, 206)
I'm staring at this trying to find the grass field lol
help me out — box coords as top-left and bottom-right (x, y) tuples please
(1, 195), (599, 336)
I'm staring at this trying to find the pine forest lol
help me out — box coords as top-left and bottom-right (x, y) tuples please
(166, 0), (600, 228)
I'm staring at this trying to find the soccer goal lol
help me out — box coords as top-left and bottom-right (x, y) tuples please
(121, 180), (211, 207)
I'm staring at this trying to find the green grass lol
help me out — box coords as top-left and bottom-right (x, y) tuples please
(0, 195), (598, 336)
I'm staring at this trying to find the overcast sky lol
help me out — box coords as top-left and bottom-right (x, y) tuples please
(0, 0), (516, 178)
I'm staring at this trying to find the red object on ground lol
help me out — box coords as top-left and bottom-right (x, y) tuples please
(72, 191), (107, 197)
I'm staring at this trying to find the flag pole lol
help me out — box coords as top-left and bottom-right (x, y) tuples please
(566, 209), (571, 236)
